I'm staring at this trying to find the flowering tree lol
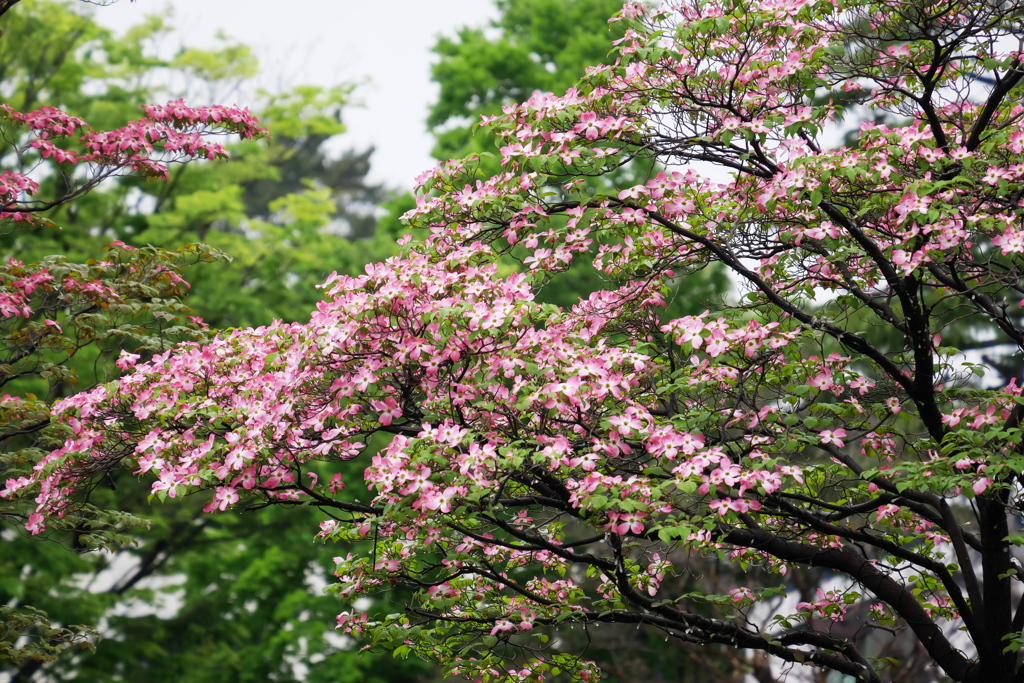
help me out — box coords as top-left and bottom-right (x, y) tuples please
(9, 0), (1024, 680)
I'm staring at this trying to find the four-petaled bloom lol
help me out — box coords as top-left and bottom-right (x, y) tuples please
(606, 510), (647, 534)
(116, 351), (141, 370)
(819, 429), (847, 448)
(490, 619), (516, 636)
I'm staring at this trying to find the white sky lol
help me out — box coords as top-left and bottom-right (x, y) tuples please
(90, 0), (499, 190)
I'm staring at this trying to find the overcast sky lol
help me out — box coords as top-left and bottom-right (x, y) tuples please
(90, 0), (499, 190)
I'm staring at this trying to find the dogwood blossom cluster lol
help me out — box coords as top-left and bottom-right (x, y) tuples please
(0, 99), (265, 226)
(8, 0), (1024, 680)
